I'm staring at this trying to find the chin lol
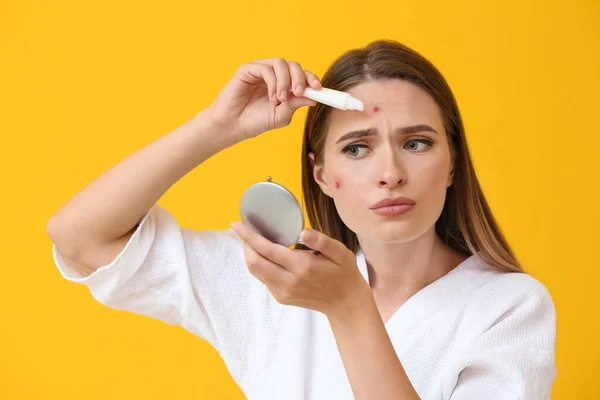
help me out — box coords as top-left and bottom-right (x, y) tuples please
(352, 217), (432, 244)
(376, 227), (425, 244)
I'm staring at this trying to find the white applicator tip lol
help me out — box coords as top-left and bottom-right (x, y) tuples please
(347, 96), (364, 111)
(302, 87), (365, 111)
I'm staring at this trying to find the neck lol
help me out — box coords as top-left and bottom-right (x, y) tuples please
(358, 226), (465, 299)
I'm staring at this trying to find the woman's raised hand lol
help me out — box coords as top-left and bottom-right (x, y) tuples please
(207, 58), (322, 140)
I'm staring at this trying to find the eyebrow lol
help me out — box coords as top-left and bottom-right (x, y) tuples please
(335, 124), (438, 145)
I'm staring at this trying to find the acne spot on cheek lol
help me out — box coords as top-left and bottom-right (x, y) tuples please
(372, 106), (381, 113)
(334, 179), (341, 189)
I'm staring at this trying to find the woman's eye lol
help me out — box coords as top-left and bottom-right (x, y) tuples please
(342, 144), (369, 158)
(405, 139), (433, 153)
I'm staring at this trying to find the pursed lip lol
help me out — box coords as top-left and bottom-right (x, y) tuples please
(370, 196), (416, 209)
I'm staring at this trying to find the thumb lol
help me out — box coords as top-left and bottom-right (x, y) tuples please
(274, 96), (317, 124)
(286, 95), (318, 111)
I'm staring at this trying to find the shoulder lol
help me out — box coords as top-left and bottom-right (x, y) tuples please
(482, 263), (553, 311)
(446, 260), (557, 398)
(459, 255), (556, 352)
(462, 254), (554, 309)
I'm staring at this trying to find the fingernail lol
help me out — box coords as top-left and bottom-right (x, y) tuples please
(280, 90), (287, 100)
(301, 229), (315, 243)
(296, 85), (303, 95)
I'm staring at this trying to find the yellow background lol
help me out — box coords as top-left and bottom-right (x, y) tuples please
(1, 0), (598, 398)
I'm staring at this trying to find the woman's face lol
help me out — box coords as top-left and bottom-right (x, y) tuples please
(309, 79), (454, 244)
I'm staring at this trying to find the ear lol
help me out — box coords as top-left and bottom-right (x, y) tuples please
(447, 161), (455, 188)
(309, 152), (333, 198)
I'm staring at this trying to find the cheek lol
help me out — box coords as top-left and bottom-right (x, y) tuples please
(413, 151), (451, 183)
(412, 159), (452, 216)
(334, 178), (341, 189)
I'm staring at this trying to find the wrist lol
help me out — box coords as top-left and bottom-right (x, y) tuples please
(326, 283), (375, 327)
(193, 106), (245, 147)
(200, 104), (247, 144)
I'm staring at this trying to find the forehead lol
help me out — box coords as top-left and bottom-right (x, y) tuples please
(327, 79), (443, 137)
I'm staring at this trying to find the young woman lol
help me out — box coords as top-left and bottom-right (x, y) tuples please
(47, 40), (556, 399)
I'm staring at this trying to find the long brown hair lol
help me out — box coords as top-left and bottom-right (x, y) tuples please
(299, 40), (523, 273)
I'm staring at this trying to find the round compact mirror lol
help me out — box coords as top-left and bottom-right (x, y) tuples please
(240, 176), (317, 253)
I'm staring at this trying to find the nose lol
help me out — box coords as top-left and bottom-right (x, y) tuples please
(377, 144), (406, 189)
